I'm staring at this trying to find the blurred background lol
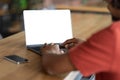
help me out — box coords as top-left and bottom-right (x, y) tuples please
(0, 0), (107, 39)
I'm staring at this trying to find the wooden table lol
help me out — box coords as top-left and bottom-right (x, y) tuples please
(0, 31), (63, 80)
(0, 12), (111, 80)
(56, 5), (110, 13)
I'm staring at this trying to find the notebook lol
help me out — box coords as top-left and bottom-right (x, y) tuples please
(23, 10), (73, 55)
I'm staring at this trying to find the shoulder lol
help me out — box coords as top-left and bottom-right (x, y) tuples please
(110, 21), (120, 29)
(90, 21), (120, 40)
(93, 21), (120, 36)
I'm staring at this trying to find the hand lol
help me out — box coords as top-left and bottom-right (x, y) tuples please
(40, 43), (65, 55)
(61, 38), (85, 49)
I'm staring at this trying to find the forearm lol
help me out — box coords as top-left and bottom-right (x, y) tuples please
(41, 53), (76, 75)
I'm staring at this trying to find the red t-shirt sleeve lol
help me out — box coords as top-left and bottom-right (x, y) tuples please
(69, 27), (115, 77)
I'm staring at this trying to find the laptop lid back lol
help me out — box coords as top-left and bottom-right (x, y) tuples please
(23, 10), (73, 46)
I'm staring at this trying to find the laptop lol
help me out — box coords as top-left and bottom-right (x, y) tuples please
(23, 10), (73, 55)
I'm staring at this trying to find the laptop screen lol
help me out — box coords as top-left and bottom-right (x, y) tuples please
(23, 10), (73, 46)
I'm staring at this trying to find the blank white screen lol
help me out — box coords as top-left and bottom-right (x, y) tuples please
(23, 10), (73, 45)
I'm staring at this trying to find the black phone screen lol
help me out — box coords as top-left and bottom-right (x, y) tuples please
(4, 55), (28, 64)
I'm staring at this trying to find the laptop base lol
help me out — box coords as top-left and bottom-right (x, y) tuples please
(27, 43), (67, 56)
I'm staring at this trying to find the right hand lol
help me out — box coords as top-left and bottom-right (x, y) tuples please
(61, 38), (81, 49)
(61, 38), (85, 49)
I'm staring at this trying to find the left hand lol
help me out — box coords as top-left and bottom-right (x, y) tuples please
(40, 43), (65, 55)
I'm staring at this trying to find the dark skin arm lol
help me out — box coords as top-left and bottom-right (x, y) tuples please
(41, 38), (85, 75)
(41, 43), (76, 75)
(41, 53), (76, 75)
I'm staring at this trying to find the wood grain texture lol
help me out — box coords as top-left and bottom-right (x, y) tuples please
(56, 5), (110, 13)
(71, 12), (111, 39)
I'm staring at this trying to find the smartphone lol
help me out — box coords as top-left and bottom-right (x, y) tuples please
(4, 55), (29, 64)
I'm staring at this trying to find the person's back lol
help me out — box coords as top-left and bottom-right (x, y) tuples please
(108, 21), (120, 80)
(104, 2), (120, 79)
(94, 21), (120, 80)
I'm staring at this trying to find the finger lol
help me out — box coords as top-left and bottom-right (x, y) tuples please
(53, 44), (60, 49)
(44, 43), (47, 46)
(49, 43), (55, 46)
(62, 38), (76, 46)
(60, 50), (65, 54)
(42, 43), (48, 48)
(65, 43), (75, 49)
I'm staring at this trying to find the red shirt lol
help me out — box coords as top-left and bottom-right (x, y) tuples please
(69, 21), (120, 80)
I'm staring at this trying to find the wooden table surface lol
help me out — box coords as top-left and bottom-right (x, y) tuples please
(0, 12), (111, 80)
(71, 12), (111, 39)
(56, 5), (110, 13)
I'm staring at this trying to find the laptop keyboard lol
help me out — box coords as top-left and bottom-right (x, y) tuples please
(27, 43), (67, 55)
(27, 45), (41, 55)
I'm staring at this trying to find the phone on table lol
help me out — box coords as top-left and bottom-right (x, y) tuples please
(4, 55), (29, 64)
